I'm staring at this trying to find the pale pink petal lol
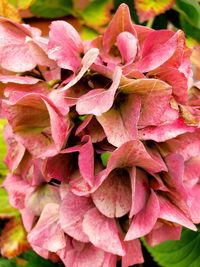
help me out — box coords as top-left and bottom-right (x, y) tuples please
(158, 195), (196, 231)
(117, 32), (138, 63)
(20, 208), (36, 232)
(0, 75), (39, 84)
(28, 203), (66, 252)
(83, 208), (125, 256)
(59, 191), (93, 242)
(92, 168), (132, 218)
(76, 67), (122, 116)
(188, 185), (200, 224)
(125, 190), (160, 240)
(122, 239), (144, 267)
(48, 21), (83, 71)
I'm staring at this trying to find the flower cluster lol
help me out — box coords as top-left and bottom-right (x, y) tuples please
(1, 4), (200, 267)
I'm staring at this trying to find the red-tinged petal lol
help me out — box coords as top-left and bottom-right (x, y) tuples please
(129, 168), (149, 217)
(48, 20), (83, 72)
(59, 48), (99, 91)
(97, 94), (141, 147)
(103, 3), (136, 54)
(28, 203), (66, 252)
(117, 32), (138, 63)
(145, 222), (182, 246)
(135, 0), (175, 23)
(59, 191), (93, 242)
(26, 184), (60, 216)
(58, 241), (104, 267)
(122, 239), (144, 267)
(125, 190), (160, 240)
(107, 140), (167, 174)
(3, 124), (26, 172)
(76, 67), (122, 116)
(134, 24), (154, 49)
(43, 153), (73, 182)
(92, 168), (132, 218)
(158, 195), (196, 231)
(3, 174), (33, 209)
(83, 208), (125, 256)
(184, 156), (200, 187)
(139, 118), (196, 142)
(137, 30), (178, 73)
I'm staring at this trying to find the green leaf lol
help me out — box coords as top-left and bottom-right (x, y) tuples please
(180, 15), (200, 43)
(31, 0), (73, 18)
(175, 0), (200, 28)
(81, 26), (98, 40)
(0, 258), (17, 267)
(0, 188), (20, 218)
(0, 119), (8, 178)
(21, 250), (63, 267)
(78, 0), (112, 29)
(145, 228), (200, 267)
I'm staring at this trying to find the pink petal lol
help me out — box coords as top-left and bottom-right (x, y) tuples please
(117, 32), (138, 63)
(103, 3), (136, 54)
(129, 168), (149, 217)
(145, 222), (182, 247)
(97, 94), (141, 147)
(3, 124), (26, 172)
(0, 75), (39, 84)
(3, 174), (33, 209)
(139, 118), (196, 142)
(122, 239), (144, 267)
(188, 185), (200, 224)
(137, 30), (178, 72)
(83, 208), (125, 256)
(158, 195), (196, 231)
(92, 168), (132, 218)
(76, 66), (122, 116)
(59, 191), (93, 242)
(58, 241), (104, 267)
(125, 190), (160, 240)
(48, 21), (83, 72)
(28, 203), (66, 252)
(59, 48), (99, 91)
(106, 140), (167, 174)
(101, 253), (117, 267)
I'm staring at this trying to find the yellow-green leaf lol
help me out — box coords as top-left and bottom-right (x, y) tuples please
(0, 188), (19, 218)
(17, 0), (36, 9)
(0, 0), (21, 21)
(135, 0), (175, 23)
(1, 216), (29, 258)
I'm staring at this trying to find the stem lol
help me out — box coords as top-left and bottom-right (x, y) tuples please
(146, 18), (154, 28)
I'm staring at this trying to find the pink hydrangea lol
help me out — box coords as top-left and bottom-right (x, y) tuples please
(1, 3), (200, 267)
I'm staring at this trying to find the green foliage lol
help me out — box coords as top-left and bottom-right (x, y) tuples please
(0, 119), (8, 178)
(0, 188), (19, 218)
(100, 152), (111, 167)
(176, 0), (200, 28)
(145, 228), (200, 267)
(31, 0), (73, 18)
